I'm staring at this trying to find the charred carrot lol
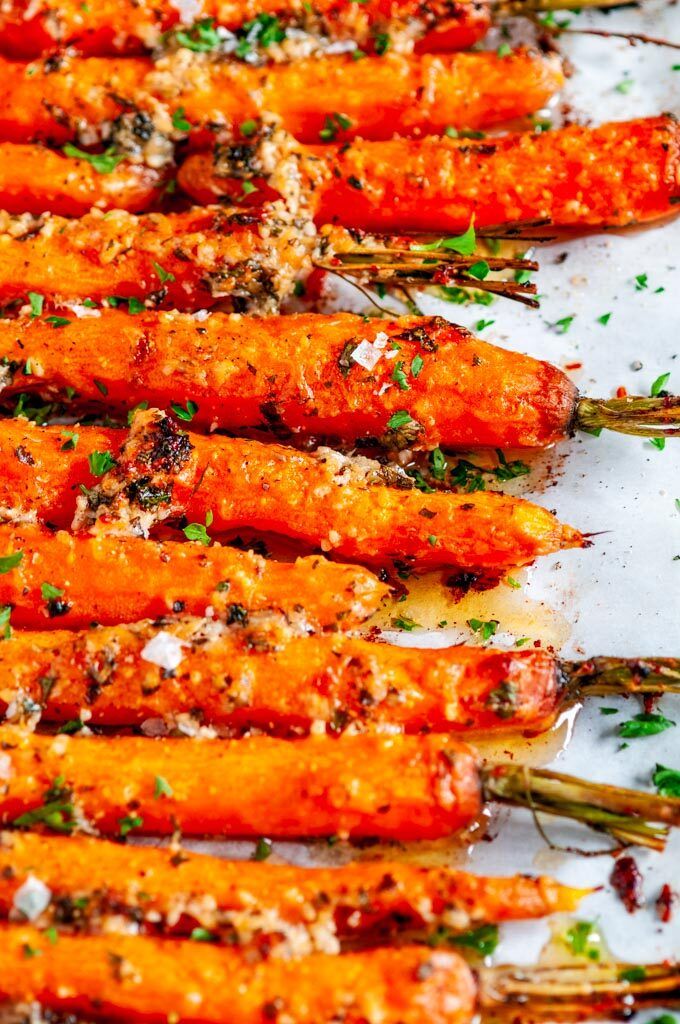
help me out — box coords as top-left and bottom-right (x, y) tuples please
(2, 613), (678, 735)
(0, 411), (584, 575)
(0, 925), (677, 1024)
(0, 832), (586, 948)
(0, 49), (564, 146)
(0, 0), (491, 58)
(0, 142), (164, 216)
(0, 206), (537, 310)
(0, 205), (317, 314)
(1, 729), (678, 846)
(0, 523), (385, 631)
(179, 116), (680, 231)
(2, 311), (679, 448)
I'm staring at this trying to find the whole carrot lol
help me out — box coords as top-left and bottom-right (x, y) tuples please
(0, 49), (563, 147)
(0, 0), (491, 58)
(0, 832), (586, 948)
(0, 411), (584, 575)
(0, 924), (676, 1023)
(1, 311), (678, 448)
(0, 523), (385, 630)
(3, 613), (678, 734)
(1, 729), (678, 846)
(179, 116), (680, 231)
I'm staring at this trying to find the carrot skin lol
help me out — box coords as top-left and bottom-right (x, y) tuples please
(0, 523), (386, 631)
(0, 311), (579, 450)
(0, 206), (314, 313)
(0, 925), (478, 1024)
(0, 414), (584, 573)
(179, 116), (680, 231)
(0, 832), (586, 946)
(0, 142), (163, 216)
(0, 49), (563, 144)
(0, 0), (491, 57)
(0, 616), (564, 734)
(0, 730), (483, 839)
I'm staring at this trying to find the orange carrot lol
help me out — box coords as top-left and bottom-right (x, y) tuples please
(0, 832), (586, 948)
(0, 142), (164, 216)
(5, 619), (677, 735)
(0, 310), (579, 450)
(0, 411), (584, 575)
(0, 48), (564, 145)
(1, 729), (677, 845)
(179, 116), (680, 231)
(0, 925), (477, 1024)
(0, 205), (315, 314)
(0, 0), (491, 57)
(0, 522), (385, 630)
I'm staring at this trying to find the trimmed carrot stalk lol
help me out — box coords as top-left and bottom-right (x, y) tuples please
(0, 142), (164, 216)
(0, 832), (587, 947)
(0, 311), (579, 450)
(3, 310), (680, 448)
(0, 49), (564, 146)
(178, 116), (680, 232)
(0, 411), (585, 574)
(0, 205), (316, 314)
(0, 0), (491, 58)
(0, 523), (386, 631)
(0, 729), (678, 846)
(0, 925), (676, 1024)
(0, 926), (478, 1024)
(2, 618), (679, 735)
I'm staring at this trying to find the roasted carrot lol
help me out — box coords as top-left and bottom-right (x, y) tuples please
(2, 311), (679, 448)
(0, 832), (586, 948)
(0, 523), (385, 631)
(1, 729), (678, 846)
(0, 411), (584, 574)
(179, 116), (680, 231)
(3, 614), (679, 735)
(0, 142), (164, 216)
(0, 49), (564, 146)
(0, 926), (478, 1024)
(0, 0), (491, 58)
(0, 205), (316, 314)
(0, 925), (678, 1024)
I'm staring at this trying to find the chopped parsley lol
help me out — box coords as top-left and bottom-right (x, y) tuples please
(119, 814), (144, 837)
(154, 775), (173, 799)
(0, 551), (23, 574)
(252, 837), (273, 861)
(652, 763), (680, 798)
(563, 920), (601, 961)
(428, 923), (499, 957)
(619, 712), (675, 738)
(597, 312), (612, 325)
(88, 450), (116, 476)
(619, 967), (646, 983)
(634, 273), (648, 291)
(476, 319), (495, 331)
(650, 437), (666, 451)
(614, 78), (634, 94)
(13, 776), (76, 834)
(319, 112), (352, 141)
(467, 618), (498, 642)
(0, 605), (12, 640)
(240, 119), (258, 137)
(184, 510), (213, 546)
(241, 180), (258, 196)
(41, 583), (63, 601)
(171, 399), (199, 422)
(63, 143), (124, 174)
(171, 107), (192, 132)
(467, 260), (490, 281)
(190, 927), (217, 942)
(391, 361), (410, 391)
(28, 292), (44, 318)
(174, 17), (222, 52)
(650, 371), (671, 397)
(152, 260), (175, 284)
(411, 222), (476, 257)
(60, 431), (79, 451)
(391, 616), (420, 631)
(553, 314), (575, 334)
(45, 316), (70, 329)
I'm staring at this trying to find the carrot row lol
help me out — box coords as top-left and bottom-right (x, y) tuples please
(0, 409), (584, 575)
(0, 832), (585, 948)
(0, 310), (579, 450)
(0, 523), (385, 631)
(0, 49), (564, 147)
(0, 0), (491, 58)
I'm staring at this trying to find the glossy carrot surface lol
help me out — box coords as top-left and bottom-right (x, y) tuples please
(0, 614), (563, 734)
(0, 729), (483, 839)
(0, 925), (478, 1024)
(0, 49), (563, 145)
(0, 206), (314, 313)
(0, 311), (578, 449)
(179, 116), (680, 231)
(0, 832), (586, 948)
(0, 412), (584, 574)
(0, 0), (491, 57)
(0, 523), (385, 630)
(0, 142), (163, 216)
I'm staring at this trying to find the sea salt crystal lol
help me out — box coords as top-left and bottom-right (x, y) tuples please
(140, 631), (186, 672)
(13, 876), (52, 921)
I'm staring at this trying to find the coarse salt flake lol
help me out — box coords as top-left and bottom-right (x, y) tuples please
(13, 875), (52, 921)
(141, 631), (186, 672)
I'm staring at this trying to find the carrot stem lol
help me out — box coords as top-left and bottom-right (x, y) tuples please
(575, 396), (680, 438)
(564, 656), (680, 696)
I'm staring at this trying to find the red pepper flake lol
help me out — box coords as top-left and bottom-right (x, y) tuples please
(610, 855), (643, 913)
(656, 883), (676, 923)
(564, 362), (582, 370)
(616, 386), (628, 398)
